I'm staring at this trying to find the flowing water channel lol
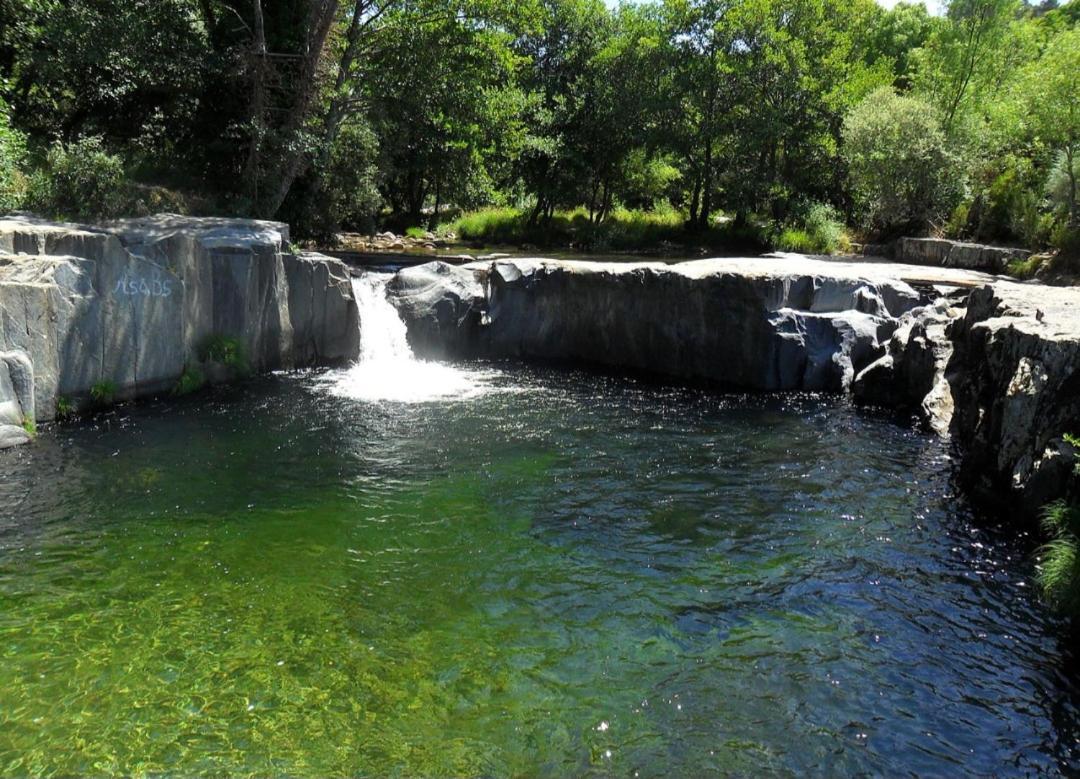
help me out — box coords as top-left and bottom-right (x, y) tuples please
(0, 274), (1078, 776)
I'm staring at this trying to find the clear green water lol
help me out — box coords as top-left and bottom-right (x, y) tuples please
(0, 367), (1077, 776)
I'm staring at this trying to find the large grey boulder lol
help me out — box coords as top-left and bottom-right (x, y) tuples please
(286, 251), (361, 365)
(387, 261), (485, 359)
(389, 256), (930, 392)
(0, 214), (359, 429)
(854, 279), (1080, 512)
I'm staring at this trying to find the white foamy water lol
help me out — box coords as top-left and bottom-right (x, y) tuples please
(325, 273), (497, 402)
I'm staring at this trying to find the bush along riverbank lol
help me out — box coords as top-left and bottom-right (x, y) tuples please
(426, 203), (852, 256)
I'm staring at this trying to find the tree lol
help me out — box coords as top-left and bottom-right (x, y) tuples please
(1022, 27), (1080, 226)
(915, 0), (1019, 134)
(843, 86), (964, 234)
(864, 1), (937, 89)
(0, 97), (26, 212)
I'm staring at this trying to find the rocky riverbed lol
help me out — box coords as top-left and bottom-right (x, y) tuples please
(389, 255), (1080, 516)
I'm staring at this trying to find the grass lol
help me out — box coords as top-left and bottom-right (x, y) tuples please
(21, 417), (35, 438)
(1036, 434), (1080, 618)
(404, 226), (428, 240)
(90, 380), (116, 406)
(439, 206), (771, 253)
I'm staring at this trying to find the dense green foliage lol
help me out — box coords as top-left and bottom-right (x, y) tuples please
(0, 0), (1078, 255)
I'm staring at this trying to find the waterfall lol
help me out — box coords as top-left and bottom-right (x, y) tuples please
(326, 273), (488, 402)
(353, 274), (416, 364)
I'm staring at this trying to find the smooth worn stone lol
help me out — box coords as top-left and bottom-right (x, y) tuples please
(0, 214), (360, 432)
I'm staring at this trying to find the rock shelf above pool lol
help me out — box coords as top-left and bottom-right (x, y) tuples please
(389, 255), (1080, 516)
(0, 214), (360, 445)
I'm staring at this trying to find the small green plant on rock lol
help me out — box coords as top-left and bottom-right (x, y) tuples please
(173, 365), (205, 396)
(56, 396), (75, 420)
(199, 335), (247, 372)
(1036, 434), (1080, 618)
(90, 380), (117, 406)
(21, 417), (36, 438)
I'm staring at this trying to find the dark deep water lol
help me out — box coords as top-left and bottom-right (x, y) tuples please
(0, 365), (1077, 776)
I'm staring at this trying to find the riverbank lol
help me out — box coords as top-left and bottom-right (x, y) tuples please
(389, 256), (1080, 518)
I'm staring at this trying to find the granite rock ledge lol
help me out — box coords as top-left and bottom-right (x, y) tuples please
(0, 214), (360, 445)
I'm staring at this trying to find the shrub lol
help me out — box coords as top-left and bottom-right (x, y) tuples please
(0, 98), (27, 213)
(1037, 435), (1080, 618)
(90, 380), (117, 406)
(405, 226), (427, 240)
(843, 87), (965, 236)
(1051, 223), (1080, 260)
(173, 365), (205, 396)
(26, 137), (126, 220)
(773, 202), (848, 254)
(1006, 254), (1046, 280)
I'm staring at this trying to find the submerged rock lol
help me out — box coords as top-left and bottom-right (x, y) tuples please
(0, 214), (359, 431)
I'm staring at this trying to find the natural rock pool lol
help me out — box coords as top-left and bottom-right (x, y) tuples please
(1, 355), (1078, 775)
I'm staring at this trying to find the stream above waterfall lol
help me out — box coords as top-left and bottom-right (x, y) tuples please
(0, 276), (1077, 776)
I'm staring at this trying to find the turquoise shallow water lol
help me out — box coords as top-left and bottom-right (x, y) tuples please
(0, 366), (1077, 776)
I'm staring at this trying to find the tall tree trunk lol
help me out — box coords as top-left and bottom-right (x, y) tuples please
(1064, 145), (1078, 228)
(529, 197), (545, 227)
(244, 0), (268, 208)
(263, 0), (341, 219)
(305, 0), (375, 207)
(700, 137), (713, 229)
(431, 175), (441, 230)
(689, 169), (701, 226)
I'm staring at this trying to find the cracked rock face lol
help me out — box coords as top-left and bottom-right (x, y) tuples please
(945, 282), (1080, 514)
(390, 256), (1080, 515)
(0, 214), (359, 435)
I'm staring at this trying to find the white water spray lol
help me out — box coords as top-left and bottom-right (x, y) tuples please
(326, 273), (492, 402)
